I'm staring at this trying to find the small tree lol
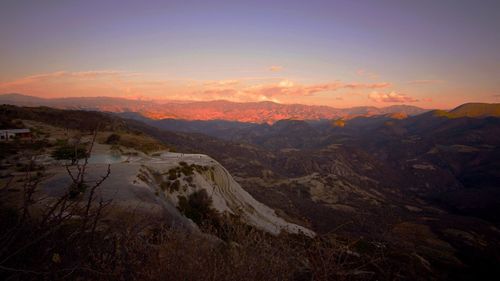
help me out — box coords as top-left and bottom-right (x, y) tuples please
(51, 145), (87, 165)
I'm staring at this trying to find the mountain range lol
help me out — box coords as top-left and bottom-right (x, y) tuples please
(0, 93), (429, 123)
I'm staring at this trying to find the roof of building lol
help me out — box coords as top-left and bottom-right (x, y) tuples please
(0, 129), (31, 134)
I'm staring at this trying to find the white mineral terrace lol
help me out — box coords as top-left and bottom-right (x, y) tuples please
(42, 150), (315, 237)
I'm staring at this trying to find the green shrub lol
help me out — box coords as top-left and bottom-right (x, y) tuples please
(105, 133), (121, 145)
(169, 180), (180, 192)
(55, 139), (68, 146)
(167, 169), (178, 180)
(193, 164), (210, 174)
(177, 190), (217, 225)
(180, 165), (194, 176)
(51, 145), (87, 164)
(160, 181), (169, 191)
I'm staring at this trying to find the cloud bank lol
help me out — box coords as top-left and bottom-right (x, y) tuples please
(1, 70), (397, 104)
(368, 91), (418, 103)
(407, 79), (445, 85)
(269, 66), (284, 72)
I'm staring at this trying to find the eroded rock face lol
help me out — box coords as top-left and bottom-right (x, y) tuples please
(142, 153), (315, 237)
(41, 162), (198, 232)
(41, 151), (315, 237)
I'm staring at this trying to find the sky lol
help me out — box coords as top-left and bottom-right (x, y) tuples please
(0, 0), (499, 109)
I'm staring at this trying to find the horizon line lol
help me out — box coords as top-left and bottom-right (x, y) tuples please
(0, 92), (473, 110)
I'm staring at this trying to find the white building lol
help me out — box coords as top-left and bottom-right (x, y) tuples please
(0, 129), (32, 142)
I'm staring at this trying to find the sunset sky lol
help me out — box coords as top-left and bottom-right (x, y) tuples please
(1, 0), (499, 108)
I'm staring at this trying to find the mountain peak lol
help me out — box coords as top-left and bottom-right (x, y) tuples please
(433, 102), (500, 118)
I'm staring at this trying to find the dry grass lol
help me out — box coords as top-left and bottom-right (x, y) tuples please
(100, 131), (167, 154)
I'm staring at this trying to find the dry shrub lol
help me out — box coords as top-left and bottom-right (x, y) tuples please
(0, 197), (397, 281)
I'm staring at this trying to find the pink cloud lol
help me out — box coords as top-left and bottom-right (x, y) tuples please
(244, 80), (391, 98)
(407, 79), (445, 85)
(0, 70), (393, 103)
(344, 82), (390, 89)
(203, 80), (240, 87)
(269, 65), (284, 72)
(356, 69), (379, 79)
(0, 70), (123, 88)
(368, 91), (418, 103)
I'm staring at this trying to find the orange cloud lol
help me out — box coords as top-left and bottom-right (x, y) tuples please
(269, 65), (284, 72)
(244, 80), (391, 98)
(368, 91), (418, 103)
(203, 80), (240, 87)
(0, 70), (393, 104)
(407, 79), (445, 85)
(0, 70), (124, 88)
(344, 82), (390, 89)
(0, 71), (155, 99)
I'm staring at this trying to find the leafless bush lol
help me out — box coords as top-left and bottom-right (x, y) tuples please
(0, 129), (112, 280)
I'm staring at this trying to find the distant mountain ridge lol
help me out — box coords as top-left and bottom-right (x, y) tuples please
(1, 93), (430, 123)
(432, 103), (500, 118)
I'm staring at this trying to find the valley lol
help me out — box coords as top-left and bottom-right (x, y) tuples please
(1, 101), (499, 280)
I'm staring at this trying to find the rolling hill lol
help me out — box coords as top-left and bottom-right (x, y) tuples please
(434, 103), (500, 118)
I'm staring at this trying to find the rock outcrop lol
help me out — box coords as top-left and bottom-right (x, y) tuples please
(41, 151), (315, 237)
